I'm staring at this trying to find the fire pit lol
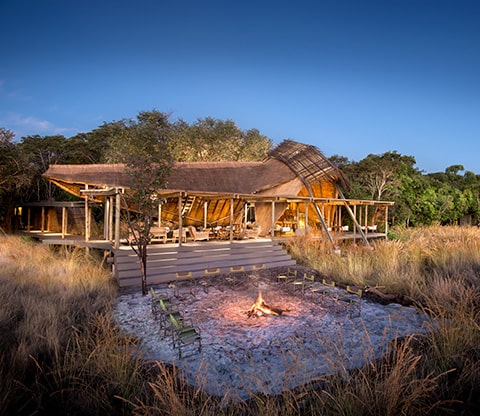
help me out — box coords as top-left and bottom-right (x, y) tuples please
(246, 289), (286, 318)
(114, 268), (433, 399)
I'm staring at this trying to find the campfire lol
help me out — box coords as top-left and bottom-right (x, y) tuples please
(246, 290), (285, 318)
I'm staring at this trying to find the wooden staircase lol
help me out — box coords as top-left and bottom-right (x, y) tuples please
(114, 239), (296, 287)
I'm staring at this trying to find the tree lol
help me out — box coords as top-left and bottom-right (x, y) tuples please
(106, 111), (173, 295)
(0, 128), (30, 231)
(19, 134), (69, 201)
(353, 152), (417, 201)
(169, 117), (272, 162)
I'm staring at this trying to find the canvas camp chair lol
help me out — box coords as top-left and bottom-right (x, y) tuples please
(295, 273), (316, 296)
(225, 265), (247, 289)
(172, 271), (194, 298)
(252, 263), (270, 278)
(150, 288), (180, 334)
(197, 268), (222, 293)
(168, 314), (202, 359)
(150, 288), (172, 319)
(276, 267), (297, 284)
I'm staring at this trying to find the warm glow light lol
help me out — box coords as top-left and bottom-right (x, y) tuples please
(255, 290), (264, 307)
(247, 287), (283, 318)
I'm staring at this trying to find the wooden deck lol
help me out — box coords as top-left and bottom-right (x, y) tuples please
(114, 239), (296, 287)
(16, 230), (114, 250)
(18, 229), (384, 288)
(16, 231), (296, 288)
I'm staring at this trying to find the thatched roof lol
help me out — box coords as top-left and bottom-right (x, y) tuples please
(269, 139), (348, 189)
(44, 140), (348, 197)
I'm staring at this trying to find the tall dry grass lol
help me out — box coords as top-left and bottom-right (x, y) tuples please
(0, 235), (146, 415)
(2, 227), (480, 415)
(282, 225), (480, 414)
(287, 225), (480, 297)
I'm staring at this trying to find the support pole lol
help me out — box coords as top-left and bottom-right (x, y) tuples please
(384, 205), (389, 240)
(41, 207), (45, 233)
(114, 190), (121, 249)
(364, 205), (368, 233)
(229, 198), (234, 241)
(338, 205), (342, 231)
(305, 201), (309, 235)
(84, 185), (90, 242)
(353, 204), (357, 243)
(27, 207), (31, 231)
(204, 201), (208, 229)
(337, 190), (369, 246)
(271, 201), (275, 238)
(178, 193), (183, 247)
(104, 198), (109, 240)
(108, 197), (114, 241)
(62, 206), (67, 239)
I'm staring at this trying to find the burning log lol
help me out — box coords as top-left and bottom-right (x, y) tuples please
(246, 290), (285, 318)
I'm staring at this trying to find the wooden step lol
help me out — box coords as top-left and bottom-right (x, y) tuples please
(114, 239), (295, 287)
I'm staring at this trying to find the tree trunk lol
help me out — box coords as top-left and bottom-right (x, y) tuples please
(141, 246), (148, 296)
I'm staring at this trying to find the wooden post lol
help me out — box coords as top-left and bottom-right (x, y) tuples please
(108, 197), (114, 241)
(27, 207), (31, 231)
(353, 204), (357, 243)
(41, 207), (45, 233)
(158, 203), (162, 226)
(114, 190), (121, 249)
(338, 205), (342, 231)
(62, 206), (67, 239)
(84, 185), (90, 242)
(271, 201), (275, 238)
(104, 197), (109, 240)
(296, 202), (300, 231)
(178, 193), (183, 247)
(305, 201), (309, 235)
(204, 201), (208, 229)
(321, 203), (325, 228)
(384, 205), (389, 240)
(364, 205), (368, 234)
(229, 197), (234, 241)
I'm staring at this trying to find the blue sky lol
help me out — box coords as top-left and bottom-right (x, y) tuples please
(1, 0), (479, 173)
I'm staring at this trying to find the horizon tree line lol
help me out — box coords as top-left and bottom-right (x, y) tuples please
(1, 110), (479, 232)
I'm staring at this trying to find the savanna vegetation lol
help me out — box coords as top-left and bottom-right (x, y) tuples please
(1, 226), (479, 415)
(2, 110), (480, 232)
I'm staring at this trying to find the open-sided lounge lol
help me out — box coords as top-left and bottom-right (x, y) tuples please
(38, 140), (393, 249)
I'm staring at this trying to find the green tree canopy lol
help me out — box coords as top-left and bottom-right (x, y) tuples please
(169, 116), (272, 162)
